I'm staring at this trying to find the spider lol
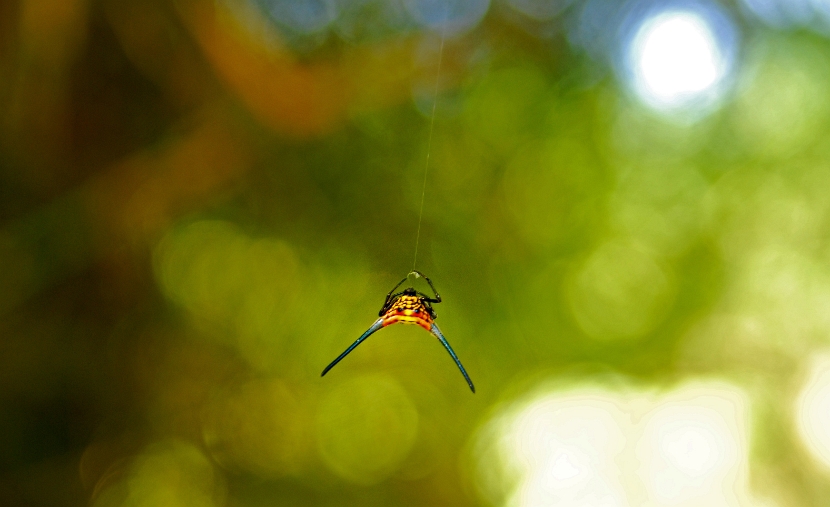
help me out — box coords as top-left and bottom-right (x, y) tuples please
(321, 271), (475, 393)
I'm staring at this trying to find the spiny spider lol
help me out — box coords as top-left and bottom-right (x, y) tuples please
(321, 271), (474, 393)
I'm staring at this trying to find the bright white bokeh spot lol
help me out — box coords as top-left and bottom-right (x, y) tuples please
(796, 353), (830, 469)
(662, 428), (715, 476)
(549, 453), (581, 480)
(638, 399), (741, 505)
(474, 382), (766, 507)
(629, 11), (728, 111)
(637, 14), (718, 95)
(495, 393), (630, 507)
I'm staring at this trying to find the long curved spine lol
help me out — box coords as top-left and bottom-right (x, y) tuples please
(430, 323), (475, 393)
(321, 318), (384, 377)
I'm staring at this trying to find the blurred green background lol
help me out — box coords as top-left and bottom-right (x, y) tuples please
(4, 0), (830, 505)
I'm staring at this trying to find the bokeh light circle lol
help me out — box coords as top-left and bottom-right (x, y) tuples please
(202, 379), (311, 478)
(618, 2), (737, 117)
(505, 0), (574, 21)
(739, 0), (823, 31)
(256, 0), (338, 35)
(91, 440), (224, 507)
(316, 374), (419, 485)
(403, 0), (491, 34)
(474, 382), (753, 507)
(566, 241), (674, 341)
(796, 354), (830, 470)
(632, 13), (720, 103)
(731, 37), (830, 159)
(626, 5), (737, 114)
(637, 403), (740, 504)
(487, 389), (631, 507)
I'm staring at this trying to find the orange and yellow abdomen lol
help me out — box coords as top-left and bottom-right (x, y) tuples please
(381, 295), (433, 331)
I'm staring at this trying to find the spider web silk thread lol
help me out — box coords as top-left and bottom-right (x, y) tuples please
(412, 12), (448, 273)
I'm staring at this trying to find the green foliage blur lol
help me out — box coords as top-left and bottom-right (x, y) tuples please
(3, 0), (830, 506)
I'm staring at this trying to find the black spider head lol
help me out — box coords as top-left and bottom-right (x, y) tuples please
(403, 287), (417, 296)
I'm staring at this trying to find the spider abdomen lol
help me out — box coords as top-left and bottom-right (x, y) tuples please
(382, 295), (433, 330)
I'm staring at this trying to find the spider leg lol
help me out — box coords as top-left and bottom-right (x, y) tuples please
(429, 323), (475, 393)
(421, 299), (437, 319)
(321, 318), (384, 377)
(412, 271), (441, 303)
(384, 276), (410, 306)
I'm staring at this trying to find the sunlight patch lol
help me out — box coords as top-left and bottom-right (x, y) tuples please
(472, 381), (772, 507)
